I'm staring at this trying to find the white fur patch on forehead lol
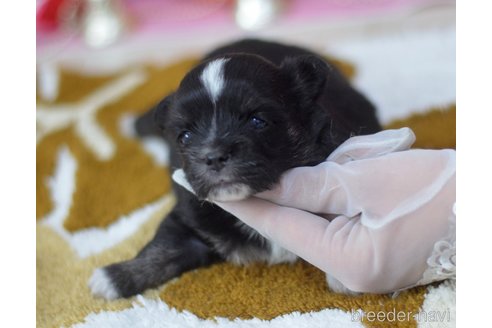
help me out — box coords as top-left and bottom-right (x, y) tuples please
(200, 58), (229, 103)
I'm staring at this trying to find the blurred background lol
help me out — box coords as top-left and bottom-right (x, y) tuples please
(36, 0), (456, 124)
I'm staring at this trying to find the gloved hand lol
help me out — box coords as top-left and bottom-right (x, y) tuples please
(173, 128), (456, 294)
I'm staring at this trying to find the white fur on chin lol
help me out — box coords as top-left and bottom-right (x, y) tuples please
(207, 183), (252, 202)
(172, 169), (252, 202)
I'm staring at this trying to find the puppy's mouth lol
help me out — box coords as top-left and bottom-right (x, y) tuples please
(174, 168), (254, 201)
(206, 180), (253, 202)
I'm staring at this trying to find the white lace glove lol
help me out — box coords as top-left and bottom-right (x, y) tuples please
(173, 128), (456, 294)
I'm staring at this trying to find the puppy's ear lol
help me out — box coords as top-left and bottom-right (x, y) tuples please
(280, 55), (331, 107)
(153, 93), (174, 131)
(134, 94), (174, 137)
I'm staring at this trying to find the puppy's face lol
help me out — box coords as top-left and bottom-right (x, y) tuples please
(155, 54), (332, 201)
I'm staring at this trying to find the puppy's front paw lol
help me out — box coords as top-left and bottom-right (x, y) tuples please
(89, 268), (120, 300)
(89, 261), (148, 299)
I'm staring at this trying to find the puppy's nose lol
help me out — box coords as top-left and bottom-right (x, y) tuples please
(205, 151), (231, 171)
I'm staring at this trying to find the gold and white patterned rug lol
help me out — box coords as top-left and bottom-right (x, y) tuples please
(36, 55), (455, 328)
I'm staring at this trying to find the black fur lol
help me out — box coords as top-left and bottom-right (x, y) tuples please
(92, 39), (381, 298)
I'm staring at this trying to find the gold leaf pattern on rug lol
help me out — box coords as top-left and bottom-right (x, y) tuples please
(37, 70), (149, 160)
(36, 60), (197, 229)
(37, 199), (175, 328)
(385, 104), (456, 149)
(37, 69), (117, 104)
(161, 261), (427, 328)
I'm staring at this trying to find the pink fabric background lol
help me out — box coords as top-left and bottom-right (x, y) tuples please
(37, 0), (450, 48)
(124, 0), (434, 34)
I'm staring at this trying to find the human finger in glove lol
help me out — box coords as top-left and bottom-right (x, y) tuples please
(173, 128), (456, 295)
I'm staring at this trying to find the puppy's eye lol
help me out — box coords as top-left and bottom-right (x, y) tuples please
(250, 116), (267, 129)
(178, 131), (192, 145)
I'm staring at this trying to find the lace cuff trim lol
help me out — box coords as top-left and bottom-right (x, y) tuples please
(417, 203), (456, 286)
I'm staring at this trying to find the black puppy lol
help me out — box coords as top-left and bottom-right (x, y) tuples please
(89, 39), (381, 299)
